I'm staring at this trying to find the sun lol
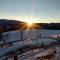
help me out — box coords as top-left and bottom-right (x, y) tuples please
(26, 19), (33, 26)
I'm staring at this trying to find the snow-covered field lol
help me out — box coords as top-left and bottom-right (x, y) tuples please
(0, 29), (60, 60)
(1, 29), (60, 43)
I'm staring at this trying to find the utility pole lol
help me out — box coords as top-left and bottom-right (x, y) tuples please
(20, 29), (24, 43)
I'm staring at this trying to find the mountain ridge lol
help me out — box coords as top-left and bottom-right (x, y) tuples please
(0, 19), (60, 33)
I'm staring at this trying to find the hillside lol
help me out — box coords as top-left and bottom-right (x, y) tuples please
(0, 19), (60, 33)
(0, 19), (27, 32)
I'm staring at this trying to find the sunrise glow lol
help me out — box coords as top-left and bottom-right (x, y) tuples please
(26, 19), (33, 26)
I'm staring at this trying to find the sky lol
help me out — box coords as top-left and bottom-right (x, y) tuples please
(0, 0), (60, 23)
